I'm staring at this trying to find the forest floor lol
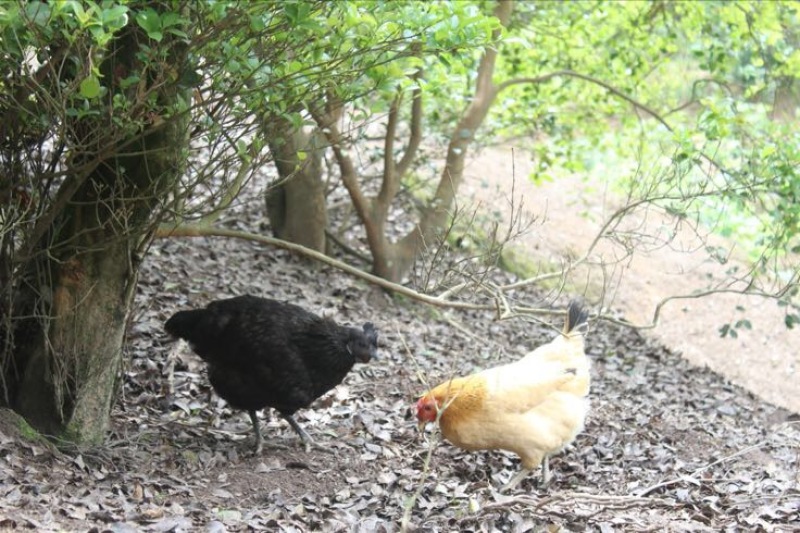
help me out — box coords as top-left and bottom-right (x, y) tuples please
(0, 149), (798, 532)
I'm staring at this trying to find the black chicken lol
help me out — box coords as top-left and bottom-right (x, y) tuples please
(164, 295), (378, 453)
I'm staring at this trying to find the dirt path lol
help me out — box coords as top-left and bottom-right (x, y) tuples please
(462, 145), (799, 413)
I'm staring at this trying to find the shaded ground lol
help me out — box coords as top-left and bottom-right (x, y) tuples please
(0, 176), (798, 531)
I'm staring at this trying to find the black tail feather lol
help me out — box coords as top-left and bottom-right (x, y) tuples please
(564, 300), (588, 334)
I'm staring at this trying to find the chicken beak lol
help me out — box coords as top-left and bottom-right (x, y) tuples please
(417, 420), (427, 432)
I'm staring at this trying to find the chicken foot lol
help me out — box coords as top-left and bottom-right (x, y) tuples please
(247, 410), (291, 454)
(501, 456), (551, 493)
(501, 468), (531, 493)
(279, 413), (337, 454)
(541, 456), (551, 486)
(248, 409), (335, 454)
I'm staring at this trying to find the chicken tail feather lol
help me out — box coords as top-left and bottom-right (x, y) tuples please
(564, 300), (588, 335)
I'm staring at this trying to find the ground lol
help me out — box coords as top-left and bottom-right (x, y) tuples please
(0, 149), (798, 532)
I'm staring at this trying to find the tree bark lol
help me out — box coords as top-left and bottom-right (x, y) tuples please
(265, 122), (328, 252)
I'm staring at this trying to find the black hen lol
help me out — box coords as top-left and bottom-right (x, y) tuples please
(164, 295), (378, 453)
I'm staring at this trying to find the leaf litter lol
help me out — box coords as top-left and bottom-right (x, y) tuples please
(0, 183), (797, 532)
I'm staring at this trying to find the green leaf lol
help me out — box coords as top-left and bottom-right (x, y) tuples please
(24, 1), (51, 27)
(79, 75), (102, 99)
(249, 14), (265, 31)
(119, 75), (140, 89)
(166, 27), (188, 39)
(135, 8), (162, 41)
(101, 5), (129, 31)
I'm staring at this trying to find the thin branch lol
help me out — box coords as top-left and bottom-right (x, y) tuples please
(157, 225), (489, 312)
(602, 282), (800, 331)
(497, 69), (670, 133)
(324, 229), (372, 265)
(157, 222), (798, 331)
(633, 430), (787, 498)
(396, 0), (511, 255)
(378, 92), (400, 210)
(311, 105), (376, 237)
(399, 330), (441, 533)
(476, 491), (672, 516)
(396, 70), (424, 178)
(496, 69), (735, 177)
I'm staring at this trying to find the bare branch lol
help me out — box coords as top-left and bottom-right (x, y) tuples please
(396, 72), (424, 178)
(311, 105), (376, 232)
(634, 426), (794, 498)
(157, 224), (490, 312)
(378, 92), (400, 211)
(496, 69), (737, 177)
(603, 281), (799, 331)
(497, 69), (670, 132)
(393, 0), (513, 267)
(475, 491), (673, 516)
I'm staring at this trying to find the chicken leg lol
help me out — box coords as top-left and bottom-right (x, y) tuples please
(248, 410), (263, 454)
(245, 409), (307, 455)
(281, 413), (314, 452)
(540, 456), (551, 486)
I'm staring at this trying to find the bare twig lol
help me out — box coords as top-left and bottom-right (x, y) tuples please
(476, 491), (673, 516)
(158, 224), (491, 311)
(497, 69), (735, 179)
(399, 330), (440, 533)
(157, 223), (798, 333)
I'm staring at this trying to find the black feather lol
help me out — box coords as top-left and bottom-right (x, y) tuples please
(565, 300), (588, 334)
(164, 295), (378, 451)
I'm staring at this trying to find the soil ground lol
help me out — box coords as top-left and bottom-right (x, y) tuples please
(0, 150), (797, 531)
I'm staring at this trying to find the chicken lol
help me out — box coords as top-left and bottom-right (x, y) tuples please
(164, 295), (378, 453)
(415, 300), (589, 491)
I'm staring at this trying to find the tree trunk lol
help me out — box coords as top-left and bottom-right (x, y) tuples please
(370, 0), (512, 283)
(265, 123), (328, 252)
(14, 250), (137, 441)
(5, 18), (189, 444)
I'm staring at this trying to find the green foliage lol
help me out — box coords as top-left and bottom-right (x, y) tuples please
(778, 294), (800, 329)
(1, 0), (502, 221)
(5, 0), (796, 313)
(719, 318), (752, 339)
(135, 8), (188, 42)
(457, 1), (800, 310)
